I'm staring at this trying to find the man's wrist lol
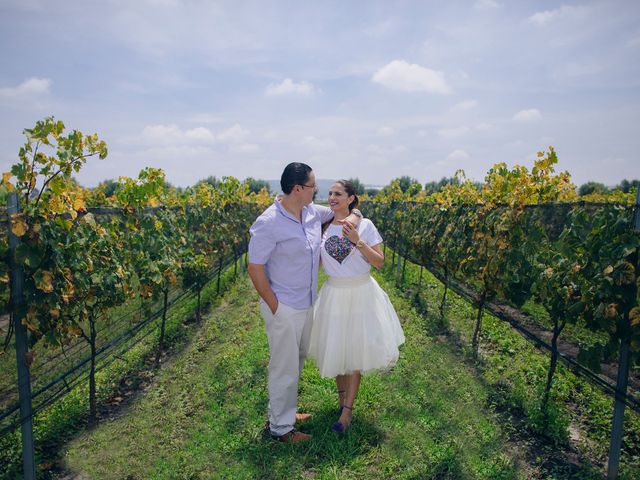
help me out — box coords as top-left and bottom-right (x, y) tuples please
(351, 209), (363, 219)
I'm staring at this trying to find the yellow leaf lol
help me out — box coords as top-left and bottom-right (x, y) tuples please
(605, 303), (618, 319)
(24, 351), (36, 368)
(166, 271), (177, 285)
(2, 172), (14, 192)
(69, 326), (83, 337)
(73, 196), (86, 212)
(22, 308), (40, 334)
(631, 307), (640, 328)
(11, 215), (28, 237)
(35, 270), (54, 293)
(80, 212), (96, 226)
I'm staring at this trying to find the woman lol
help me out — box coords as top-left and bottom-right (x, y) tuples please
(308, 180), (405, 433)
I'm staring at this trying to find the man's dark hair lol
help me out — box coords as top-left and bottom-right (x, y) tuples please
(281, 162), (312, 194)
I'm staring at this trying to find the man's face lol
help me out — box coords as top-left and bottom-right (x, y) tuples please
(300, 170), (318, 205)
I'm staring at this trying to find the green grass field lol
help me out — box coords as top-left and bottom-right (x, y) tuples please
(3, 254), (633, 479)
(62, 271), (525, 479)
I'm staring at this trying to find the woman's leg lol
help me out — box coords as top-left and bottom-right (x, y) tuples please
(338, 371), (361, 427)
(336, 375), (348, 409)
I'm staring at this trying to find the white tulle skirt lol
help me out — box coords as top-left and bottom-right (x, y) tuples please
(308, 272), (405, 378)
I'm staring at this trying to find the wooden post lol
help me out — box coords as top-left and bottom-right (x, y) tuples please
(607, 186), (640, 479)
(7, 192), (36, 480)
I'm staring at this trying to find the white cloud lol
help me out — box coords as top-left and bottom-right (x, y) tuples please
(364, 19), (396, 37)
(627, 34), (640, 48)
(371, 60), (452, 94)
(302, 135), (337, 151)
(377, 126), (395, 137)
(438, 126), (470, 138)
(188, 113), (225, 124)
(141, 124), (183, 143)
(513, 109), (542, 122)
(394, 145), (408, 153)
(144, 0), (180, 7)
(185, 127), (216, 142)
(451, 99), (478, 111)
(474, 0), (499, 10)
(217, 124), (249, 143)
(0, 77), (51, 99)
(557, 62), (602, 78)
(529, 5), (589, 27)
(140, 124), (216, 145)
(366, 144), (386, 156)
(475, 123), (493, 131)
(446, 149), (471, 162)
(230, 143), (260, 154)
(265, 78), (316, 97)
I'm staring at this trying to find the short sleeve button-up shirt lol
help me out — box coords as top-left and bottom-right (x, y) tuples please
(248, 198), (333, 309)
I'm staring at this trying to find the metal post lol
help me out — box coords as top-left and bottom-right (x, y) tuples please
(7, 192), (36, 480)
(607, 186), (640, 479)
(396, 240), (402, 281)
(608, 339), (630, 479)
(635, 186), (640, 232)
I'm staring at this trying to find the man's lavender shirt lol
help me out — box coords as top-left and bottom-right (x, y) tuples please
(248, 198), (334, 310)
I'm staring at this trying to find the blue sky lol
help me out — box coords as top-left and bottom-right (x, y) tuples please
(0, 0), (638, 188)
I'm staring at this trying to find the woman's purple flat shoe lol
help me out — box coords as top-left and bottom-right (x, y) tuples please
(332, 420), (346, 433)
(331, 405), (352, 434)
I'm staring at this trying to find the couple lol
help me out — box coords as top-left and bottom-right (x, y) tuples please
(247, 162), (404, 443)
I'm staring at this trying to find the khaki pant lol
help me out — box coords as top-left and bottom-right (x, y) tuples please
(259, 300), (313, 436)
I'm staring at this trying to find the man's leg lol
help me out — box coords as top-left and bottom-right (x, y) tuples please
(260, 302), (311, 436)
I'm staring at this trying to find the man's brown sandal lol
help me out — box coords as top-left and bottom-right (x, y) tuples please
(264, 412), (312, 431)
(271, 429), (312, 443)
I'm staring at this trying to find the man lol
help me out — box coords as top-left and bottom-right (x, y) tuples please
(247, 163), (361, 443)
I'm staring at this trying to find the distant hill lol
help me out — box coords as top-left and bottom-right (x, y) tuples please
(266, 179), (381, 201)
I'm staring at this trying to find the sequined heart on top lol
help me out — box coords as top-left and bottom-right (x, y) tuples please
(324, 235), (353, 264)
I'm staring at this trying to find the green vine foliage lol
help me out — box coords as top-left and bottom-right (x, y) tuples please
(0, 117), (271, 425)
(563, 206), (640, 363)
(363, 147), (640, 369)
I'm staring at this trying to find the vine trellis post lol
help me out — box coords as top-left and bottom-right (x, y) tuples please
(7, 191), (36, 480)
(607, 186), (640, 479)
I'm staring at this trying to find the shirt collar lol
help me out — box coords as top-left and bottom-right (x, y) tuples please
(274, 195), (310, 224)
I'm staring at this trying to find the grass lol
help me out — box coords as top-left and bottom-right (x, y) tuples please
(388, 252), (640, 479)
(62, 271), (522, 480)
(0, 259), (242, 480)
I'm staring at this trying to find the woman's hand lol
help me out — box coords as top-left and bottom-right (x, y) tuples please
(342, 221), (360, 244)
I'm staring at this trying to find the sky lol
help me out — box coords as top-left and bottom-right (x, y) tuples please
(0, 0), (638, 188)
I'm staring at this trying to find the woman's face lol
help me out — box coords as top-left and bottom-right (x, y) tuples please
(328, 183), (354, 212)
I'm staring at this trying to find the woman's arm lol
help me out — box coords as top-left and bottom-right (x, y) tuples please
(342, 223), (385, 269)
(356, 243), (384, 269)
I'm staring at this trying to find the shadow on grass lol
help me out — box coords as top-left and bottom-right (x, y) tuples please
(237, 407), (387, 479)
(388, 268), (605, 480)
